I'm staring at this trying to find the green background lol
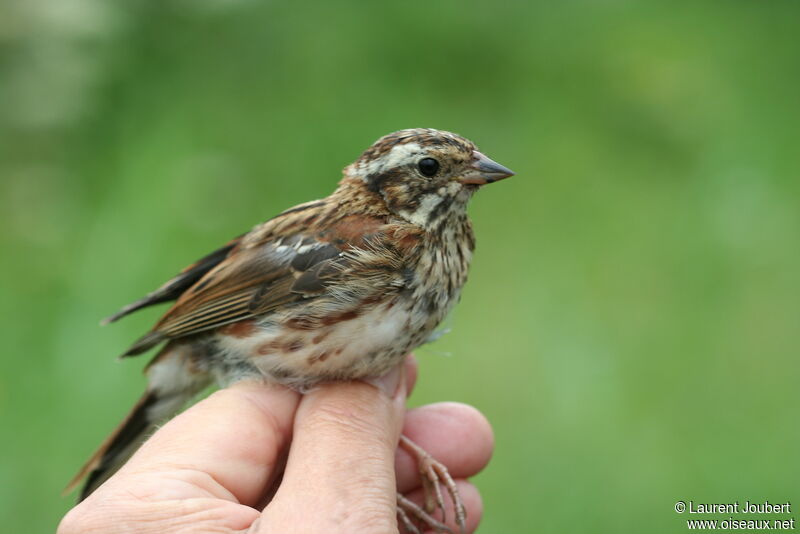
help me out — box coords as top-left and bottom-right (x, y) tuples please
(2, 1), (798, 532)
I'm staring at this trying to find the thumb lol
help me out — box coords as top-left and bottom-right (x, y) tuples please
(258, 364), (407, 533)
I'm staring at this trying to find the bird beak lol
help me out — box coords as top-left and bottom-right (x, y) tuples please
(458, 151), (515, 185)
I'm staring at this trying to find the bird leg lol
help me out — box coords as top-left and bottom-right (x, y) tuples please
(397, 434), (466, 534)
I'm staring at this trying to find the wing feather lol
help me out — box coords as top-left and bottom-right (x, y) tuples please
(102, 236), (242, 324)
(120, 239), (341, 356)
(118, 214), (418, 358)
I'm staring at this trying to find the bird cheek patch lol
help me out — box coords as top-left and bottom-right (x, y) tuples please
(399, 194), (445, 227)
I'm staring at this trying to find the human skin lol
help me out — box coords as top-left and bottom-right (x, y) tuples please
(58, 355), (494, 533)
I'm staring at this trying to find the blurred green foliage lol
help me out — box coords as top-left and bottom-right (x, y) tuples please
(2, 1), (799, 532)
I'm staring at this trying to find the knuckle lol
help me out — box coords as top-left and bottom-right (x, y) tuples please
(334, 490), (398, 534)
(355, 509), (399, 534)
(57, 506), (104, 534)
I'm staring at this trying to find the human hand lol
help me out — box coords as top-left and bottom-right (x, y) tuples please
(58, 355), (494, 533)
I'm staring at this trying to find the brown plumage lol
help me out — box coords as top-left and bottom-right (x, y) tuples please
(67, 128), (514, 533)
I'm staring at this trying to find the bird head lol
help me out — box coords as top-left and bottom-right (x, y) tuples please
(344, 128), (514, 228)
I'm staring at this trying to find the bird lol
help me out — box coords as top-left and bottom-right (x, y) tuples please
(65, 127), (514, 533)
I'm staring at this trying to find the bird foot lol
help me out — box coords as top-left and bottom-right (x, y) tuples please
(397, 435), (466, 534)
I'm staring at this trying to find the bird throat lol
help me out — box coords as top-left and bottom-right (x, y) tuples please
(399, 182), (472, 230)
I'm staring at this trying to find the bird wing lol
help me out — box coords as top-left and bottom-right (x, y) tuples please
(119, 213), (419, 358)
(103, 199), (329, 326)
(102, 235), (244, 325)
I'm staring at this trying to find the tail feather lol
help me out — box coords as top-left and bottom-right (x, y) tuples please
(65, 344), (212, 500)
(63, 392), (158, 499)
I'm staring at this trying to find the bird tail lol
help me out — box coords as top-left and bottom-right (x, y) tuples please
(64, 345), (211, 501)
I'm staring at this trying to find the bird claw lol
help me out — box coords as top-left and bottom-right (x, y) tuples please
(398, 493), (452, 534)
(398, 435), (467, 534)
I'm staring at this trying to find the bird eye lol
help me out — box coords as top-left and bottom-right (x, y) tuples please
(418, 157), (440, 177)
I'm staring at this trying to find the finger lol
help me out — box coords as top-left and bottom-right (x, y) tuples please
(260, 364), (407, 532)
(114, 381), (301, 506)
(401, 480), (483, 534)
(257, 354), (417, 509)
(396, 402), (494, 493)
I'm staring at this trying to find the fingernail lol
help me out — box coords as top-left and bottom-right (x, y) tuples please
(365, 364), (405, 398)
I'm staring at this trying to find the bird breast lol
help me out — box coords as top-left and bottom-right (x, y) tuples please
(213, 216), (475, 389)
